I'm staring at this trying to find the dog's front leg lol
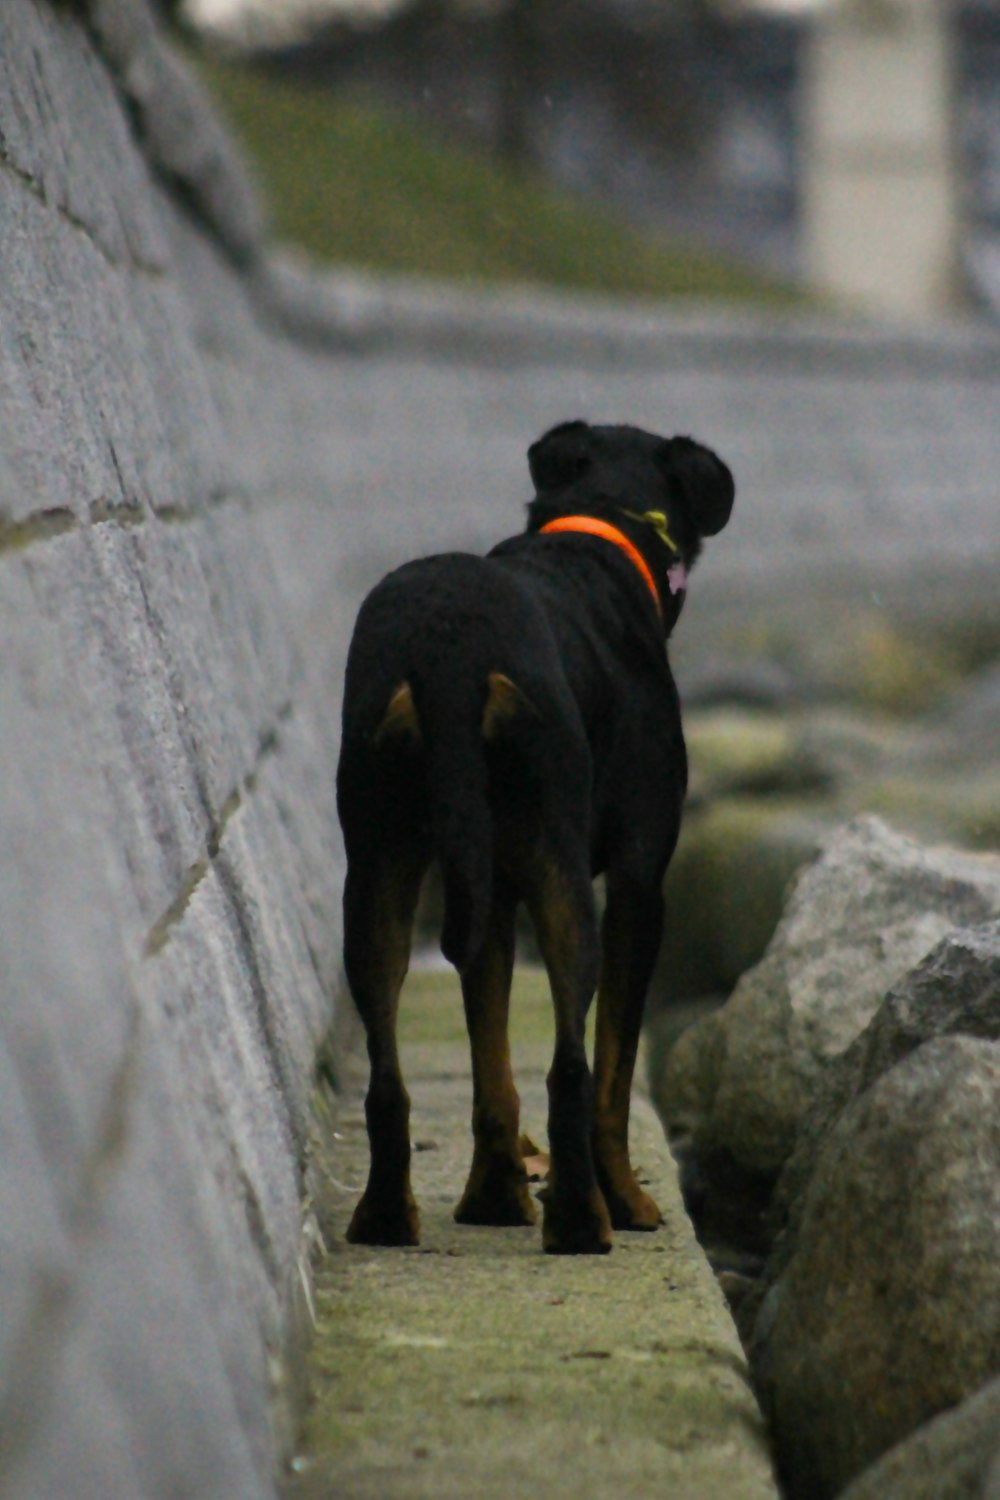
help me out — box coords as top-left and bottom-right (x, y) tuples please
(591, 872), (665, 1231)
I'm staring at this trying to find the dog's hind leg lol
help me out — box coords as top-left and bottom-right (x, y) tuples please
(343, 842), (428, 1246)
(591, 873), (664, 1230)
(455, 878), (536, 1227)
(526, 854), (612, 1255)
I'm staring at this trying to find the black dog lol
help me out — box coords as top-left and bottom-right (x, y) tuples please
(337, 420), (734, 1254)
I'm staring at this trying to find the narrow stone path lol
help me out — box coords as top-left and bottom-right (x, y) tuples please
(286, 967), (779, 1500)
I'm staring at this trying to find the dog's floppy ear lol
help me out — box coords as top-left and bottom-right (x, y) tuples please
(528, 420), (593, 493)
(660, 435), (735, 537)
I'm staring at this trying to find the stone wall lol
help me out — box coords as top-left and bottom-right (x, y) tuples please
(4, 5), (1000, 1499)
(0, 5), (347, 1496)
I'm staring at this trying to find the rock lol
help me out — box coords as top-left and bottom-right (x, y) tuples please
(757, 1037), (1000, 1500)
(649, 698), (989, 1017)
(659, 818), (1000, 1194)
(677, 657), (806, 711)
(684, 708), (835, 801)
(652, 797), (828, 1010)
(934, 661), (1000, 762)
(837, 1373), (1000, 1500)
(841, 763), (1000, 852)
(772, 919), (1000, 1238)
(812, 612), (954, 714)
(678, 612), (958, 717)
(736, 920), (1000, 1343)
(791, 705), (920, 787)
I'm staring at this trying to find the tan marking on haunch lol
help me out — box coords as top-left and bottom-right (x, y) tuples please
(481, 671), (539, 741)
(374, 681), (422, 748)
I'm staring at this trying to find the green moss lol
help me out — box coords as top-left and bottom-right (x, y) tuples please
(197, 55), (807, 306)
(840, 770), (1000, 852)
(654, 799), (828, 1005)
(721, 613), (961, 719)
(686, 710), (834, 800)
(398, 964), (600, 1079)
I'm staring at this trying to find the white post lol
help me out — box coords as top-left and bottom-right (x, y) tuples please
(802, 0), (961, 320)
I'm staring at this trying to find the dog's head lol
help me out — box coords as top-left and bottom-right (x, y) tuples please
(527, 420), (734, 541)
(526, 420), (734, 622)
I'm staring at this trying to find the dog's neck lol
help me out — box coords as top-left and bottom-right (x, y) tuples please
(535, 508), (690, 626)
(538, 515), (664, 621)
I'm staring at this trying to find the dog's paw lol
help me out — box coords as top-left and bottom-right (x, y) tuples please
(604, 1184), (662, 1232)
(454, 1178), (537, 1228)
(346, 1190), (420, 1247)
(542, 1187), (613, 1255)
(594, 1154), (664, 1231)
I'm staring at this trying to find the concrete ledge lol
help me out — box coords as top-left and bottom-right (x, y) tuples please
(291, 968), (779, 1500)
(264, 255), (1000, 377)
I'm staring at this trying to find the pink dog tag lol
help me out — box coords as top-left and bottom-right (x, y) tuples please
(667, 561), (688, 595)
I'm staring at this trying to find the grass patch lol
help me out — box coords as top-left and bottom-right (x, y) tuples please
(198, 54), (805, 305)
(399, 965), (560, 1053)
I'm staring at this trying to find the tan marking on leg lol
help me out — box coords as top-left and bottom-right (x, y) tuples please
(592, 883), (663, 1231)
(455, 890), (536, 1226)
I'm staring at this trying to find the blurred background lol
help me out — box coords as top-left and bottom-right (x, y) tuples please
(163, 0), (1000, 322)
(153, 0), (1000, 1019)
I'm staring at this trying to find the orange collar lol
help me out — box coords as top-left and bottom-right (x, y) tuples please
(539, 515), (662, 619)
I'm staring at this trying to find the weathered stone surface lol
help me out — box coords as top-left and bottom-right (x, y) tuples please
(0, 0), (169, 271)
(773, 919), (1000, 1232)
(838, 1374), (1000, 1500)
(734, 917), (1000, 1353)
(659, 818), (1000, 1187)
(262, 257), (1000, 681)
(87, 0), (265, 263)
(755, 1038), (1000, 1500)
(0, 4), (329, 1497)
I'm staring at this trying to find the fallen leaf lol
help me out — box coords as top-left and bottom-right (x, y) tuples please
(518, 1134), (550, 1180)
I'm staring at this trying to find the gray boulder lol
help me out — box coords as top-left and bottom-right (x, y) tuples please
(772, 918), (1000, 1239)
(837, 1373), (1000, 1500)
(934, 661), (1000, 765)
(653, 794), (828, 1010)
(735, 918), (1000, 1348)
(756, 1037), (1000, 1500)
(658, 818), (1000, 1189)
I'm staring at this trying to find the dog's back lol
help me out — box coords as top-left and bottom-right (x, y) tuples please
(338, 551), (583, 973)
